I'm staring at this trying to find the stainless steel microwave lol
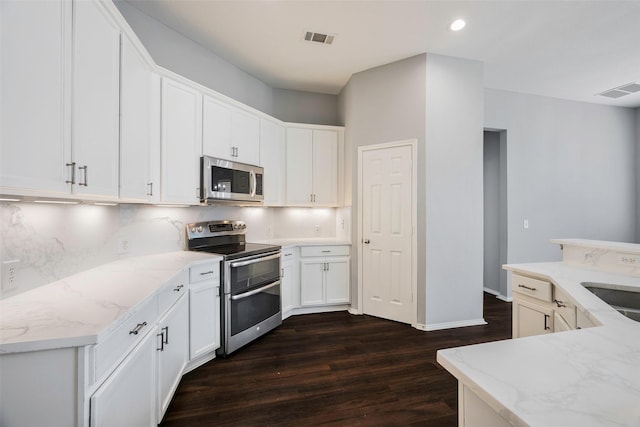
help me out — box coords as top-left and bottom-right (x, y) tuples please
(200, 156), (264, 204)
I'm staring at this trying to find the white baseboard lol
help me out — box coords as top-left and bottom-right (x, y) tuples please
(348, 307), (362, 315)
(414, 318), (487, 332)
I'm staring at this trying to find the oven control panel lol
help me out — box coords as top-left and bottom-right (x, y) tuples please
(186, 220), (246, 239)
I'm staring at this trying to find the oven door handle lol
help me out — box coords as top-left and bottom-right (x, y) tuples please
(230, 252), (281, 268)
(231, 280), (281, 301)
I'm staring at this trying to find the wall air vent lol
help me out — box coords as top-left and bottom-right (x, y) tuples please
(304, 31), (335, 45)
(597, 82), (640, 99)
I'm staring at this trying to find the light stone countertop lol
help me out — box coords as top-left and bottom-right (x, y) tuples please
(257, 238), (351, 248)
(0, 251), (220, 354)
(437, 262), (640, 427)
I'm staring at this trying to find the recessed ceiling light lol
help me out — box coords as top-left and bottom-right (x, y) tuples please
(450, 19), (466, 31)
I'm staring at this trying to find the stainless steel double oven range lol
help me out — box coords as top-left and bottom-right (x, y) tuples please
(186, 220), (281, 356)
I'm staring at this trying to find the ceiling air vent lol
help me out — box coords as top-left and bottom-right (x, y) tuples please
(304, 31), (335, 45)
(597, 82), (640, 99)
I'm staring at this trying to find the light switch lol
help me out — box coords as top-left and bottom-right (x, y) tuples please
(523, 219), (529, 229)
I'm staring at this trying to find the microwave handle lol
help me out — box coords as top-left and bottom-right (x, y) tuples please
(250, 170), (256, 197)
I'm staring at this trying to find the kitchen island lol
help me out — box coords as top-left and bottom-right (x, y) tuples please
(437, 240), (640, 427)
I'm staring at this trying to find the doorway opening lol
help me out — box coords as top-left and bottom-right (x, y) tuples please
(483, 130), (510, 301)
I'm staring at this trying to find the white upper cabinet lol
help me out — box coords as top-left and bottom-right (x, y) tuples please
(0, 0), (71, 197)
(259, 119), (286, 206)
(120, 34), (159, 202)
(161, 78), (202, 204)
(286, 127), (340, 207)
(72, 0), (121, 199)
(202, 95), (260, 165)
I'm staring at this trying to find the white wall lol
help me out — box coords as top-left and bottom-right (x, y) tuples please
(485, 90), (637, 291)
(424, 54), (485, 327)
(338, 54), (427, 320)
(0, 203), (339, 299)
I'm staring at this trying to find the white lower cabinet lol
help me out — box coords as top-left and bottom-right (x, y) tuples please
(512, 298), (553, 338)
(300, 246), (350, 307)
(156, 293), (189, 420)
(281, 247), (300, 318)
(90, 330), (156, 427)
(189, 281), (220, 360)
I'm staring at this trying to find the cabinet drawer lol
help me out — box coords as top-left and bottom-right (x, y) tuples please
(553, 286), (576, 328)
(159, 269), (189, 314)
(281, 247), (298, 259)
(300, 245), (350, 257)
(189, 262), (220, 284)
(94, 294), (158, 382)
(512, 274), (552, 302)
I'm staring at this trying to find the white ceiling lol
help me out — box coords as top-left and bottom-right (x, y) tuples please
(125, 0), (640, 108)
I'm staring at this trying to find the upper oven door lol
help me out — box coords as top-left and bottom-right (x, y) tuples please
(201, 156), (264, 203)
(225, 252), (281, 294)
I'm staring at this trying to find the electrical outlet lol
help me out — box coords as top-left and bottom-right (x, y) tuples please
(618, 254), (640, 266)
(118, 239), (130, 255)
(314, 225), (321, 235)
(2, 259), (20, 291)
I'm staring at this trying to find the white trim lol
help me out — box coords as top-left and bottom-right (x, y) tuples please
(414, 318), (487, 332)
(348, 307), (362, 315)
(496, 295), (513, 302)
(357, 139), (418, 326)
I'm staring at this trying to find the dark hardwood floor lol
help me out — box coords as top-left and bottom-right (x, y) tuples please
(161, 292), (511, 426)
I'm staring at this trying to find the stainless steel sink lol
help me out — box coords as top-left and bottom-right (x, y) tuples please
(581, 282), (640, 322)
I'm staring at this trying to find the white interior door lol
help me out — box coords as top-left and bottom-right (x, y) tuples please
(361, 143), (414, 324)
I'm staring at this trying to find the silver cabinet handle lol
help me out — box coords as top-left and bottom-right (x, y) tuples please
(231, 280), (280, 301)
(162, 326), (169, 345)
(199, 270), (214, 276)
(518, 284), (537, 291)
(363, 239), (370, 244)
(147, 182), (153, 196)
(78, 165), (88, 186)
(554, 299), (567, 308)
(310, 194), (313, 203)
(129, 321), (148, 335)
(65, 162), (76, 184)
(173, 284), (184, 292)
(157, 331), (164, 351)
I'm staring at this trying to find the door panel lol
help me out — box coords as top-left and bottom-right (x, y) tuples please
(362, 144), (414, 324)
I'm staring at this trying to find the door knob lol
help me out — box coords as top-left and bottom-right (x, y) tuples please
(363, 239), (370, 244)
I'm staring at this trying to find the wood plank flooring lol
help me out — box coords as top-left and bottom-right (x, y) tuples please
(161, 293), (511, 426)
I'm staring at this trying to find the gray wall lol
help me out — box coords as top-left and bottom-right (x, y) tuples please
(424, 54), (484, 326)
(483, 131), (500, 294)
(485, 89), (637, 298)
(272, 89), (341, 126)
(339, 53), (485, 328)
(338, 54), (427, 321)
(114, 1), (340, 125)
(637, 108), (640, 243)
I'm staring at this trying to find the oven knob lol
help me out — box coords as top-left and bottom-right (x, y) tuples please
(197, 226), (204, 233)
(241, 224), (246, 229)
(190, 227), (197, 233)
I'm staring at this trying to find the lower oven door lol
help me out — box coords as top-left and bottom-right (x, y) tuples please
(223, 279), (282, 355)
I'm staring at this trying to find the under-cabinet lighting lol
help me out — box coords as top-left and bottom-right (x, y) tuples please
(93, 202), (118, 206)
(33, 200), (80, 205)
(153, 204), (191, 208)
(450, 18), (466, 31)
(0, 198), (21, 202)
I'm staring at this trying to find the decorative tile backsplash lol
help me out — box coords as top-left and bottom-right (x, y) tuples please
(1, 202), (347, 298)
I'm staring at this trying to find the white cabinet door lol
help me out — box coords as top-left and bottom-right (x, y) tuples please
(157, 294), (189, 420)
(0, 0), (71, 196)
(120, 34), (156, 202)
(189, 281), (220, 360)
(231, 108), (260, 165)
(286, 128), (314, 205)
(260, 119), (286, 206)
(161, 78), (202, 204)
(72, 0), (120, 198)
(281, 259), (299, 317)
(312, 130), (338, 206)
(202, 95), (232, 160)
(513, 298), (553, 338)
(325, 258), (350, 304)
(90, 329), (156, 427)
(300, 260), (325, 306)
